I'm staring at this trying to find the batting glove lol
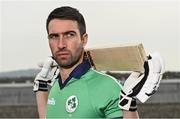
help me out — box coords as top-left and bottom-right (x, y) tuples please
(136, 52), (165, 102)
(119, 52), (165, 111)
(33, 57), (59, 92)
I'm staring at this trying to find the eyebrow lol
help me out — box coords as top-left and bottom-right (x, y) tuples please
(48, 33), (59, 39)
(48, 30), (78, 40)
(63, 30), (77, 35)
(49, 30), (77, 35)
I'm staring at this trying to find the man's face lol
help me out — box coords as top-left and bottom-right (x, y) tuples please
(48, 19), (87, 68)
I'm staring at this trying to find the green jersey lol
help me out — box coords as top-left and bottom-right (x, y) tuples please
(46, 59), (123, 118)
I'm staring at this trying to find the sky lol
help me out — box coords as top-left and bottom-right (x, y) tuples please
(0, 0), (180, 72)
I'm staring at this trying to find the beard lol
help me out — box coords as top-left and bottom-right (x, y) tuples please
(53, 44), (84, 69)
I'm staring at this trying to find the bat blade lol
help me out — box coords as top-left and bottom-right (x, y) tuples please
(85, 43), (147, 72)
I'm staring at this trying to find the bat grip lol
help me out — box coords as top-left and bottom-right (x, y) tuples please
(84, 51), (96, 70)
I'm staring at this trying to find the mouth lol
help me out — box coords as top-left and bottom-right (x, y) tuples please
(56, 52), (70, 59)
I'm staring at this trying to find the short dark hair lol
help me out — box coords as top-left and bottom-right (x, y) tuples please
(46, 6), (86, 36)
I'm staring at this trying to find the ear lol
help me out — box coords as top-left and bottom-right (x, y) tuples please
(82, 33), (88, 47)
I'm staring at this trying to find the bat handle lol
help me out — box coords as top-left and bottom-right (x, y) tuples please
(84, 51), (96, 70)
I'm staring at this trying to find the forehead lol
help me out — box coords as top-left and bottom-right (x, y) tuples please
(48, 19), (79, 33)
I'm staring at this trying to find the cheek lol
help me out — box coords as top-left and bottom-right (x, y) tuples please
(72, 41), (84, 54)
(49, 41), (58, 53)
(71, 40), (82, 49)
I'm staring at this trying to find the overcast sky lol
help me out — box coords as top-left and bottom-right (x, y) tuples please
(0, 0), (180, 72)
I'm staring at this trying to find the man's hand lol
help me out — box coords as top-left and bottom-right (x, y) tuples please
(33, 57), (59, 92)
(119, 52), (165, 111)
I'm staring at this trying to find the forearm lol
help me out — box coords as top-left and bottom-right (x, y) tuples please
(123, 110), (139, 119)
(36, 91), (48, 118)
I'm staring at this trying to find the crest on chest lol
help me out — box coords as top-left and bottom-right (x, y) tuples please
(65, 95), (79, 113)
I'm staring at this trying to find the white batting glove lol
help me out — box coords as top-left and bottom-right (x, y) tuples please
(119, 52), (165, 111)
(136, 52), (165, 102)
(33, 57), (59, 92)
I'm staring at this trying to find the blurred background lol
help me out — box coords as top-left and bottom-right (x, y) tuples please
(0, 0), (180, 118)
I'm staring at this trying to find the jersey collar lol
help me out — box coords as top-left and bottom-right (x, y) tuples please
(58, 58), (91, 89)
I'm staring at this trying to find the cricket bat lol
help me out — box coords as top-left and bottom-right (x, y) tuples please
(85, 43), (147, 72)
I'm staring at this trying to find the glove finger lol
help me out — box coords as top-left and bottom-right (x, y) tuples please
(123, 72), (142, 95)
(38, 57), (58, 68)
(47, 68), (60, 86)
(40, 57), (55, 78)
(128, 61), (149, 96)
(149, 52), (165, 74)
(47, 66), (59, 81)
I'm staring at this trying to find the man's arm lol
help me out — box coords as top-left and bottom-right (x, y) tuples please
(123, 110), (139, 119)
(119, 52), (165, 119)
(36, 91), (48, 118)
(33, 57), (59, 118)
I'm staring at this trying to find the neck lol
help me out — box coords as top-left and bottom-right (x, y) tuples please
(60, 55), (84, 83)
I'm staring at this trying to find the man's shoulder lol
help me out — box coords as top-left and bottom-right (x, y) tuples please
(85, 68), (122, 87)
(87, 68), (117, 79)
(85, 69), (123, 107)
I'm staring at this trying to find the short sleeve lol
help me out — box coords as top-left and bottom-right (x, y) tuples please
(90, 76), (123, 118)
(104, 93), (123, 118)
(104, 78), (123, 118)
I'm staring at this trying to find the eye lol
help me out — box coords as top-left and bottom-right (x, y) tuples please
(64, 31), (76, 38)
(48, 33), (60, 40)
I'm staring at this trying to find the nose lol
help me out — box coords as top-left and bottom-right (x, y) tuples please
(58, 38), (67, 49)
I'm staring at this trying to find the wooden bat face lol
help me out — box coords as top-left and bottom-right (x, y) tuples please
(85, 43), (147, 72)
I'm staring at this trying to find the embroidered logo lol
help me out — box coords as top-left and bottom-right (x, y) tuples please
(66, 95), (78, 113)
(47, 98), (56, 105)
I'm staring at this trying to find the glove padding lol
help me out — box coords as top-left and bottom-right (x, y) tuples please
(33, 57), (59, 92)
(136, 52), (165, 102)
(119, 52), (165, 111)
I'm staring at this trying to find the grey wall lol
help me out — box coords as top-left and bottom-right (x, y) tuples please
(146, 80), (180, 103)
(0, 79), (179, 106)
(0, 83), (36, 106)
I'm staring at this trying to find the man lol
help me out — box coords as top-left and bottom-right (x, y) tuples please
(33, 6), (164, 118)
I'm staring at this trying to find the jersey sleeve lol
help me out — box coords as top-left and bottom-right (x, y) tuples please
(88, 72), (123, 118)
(104, 78), (123, 118)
